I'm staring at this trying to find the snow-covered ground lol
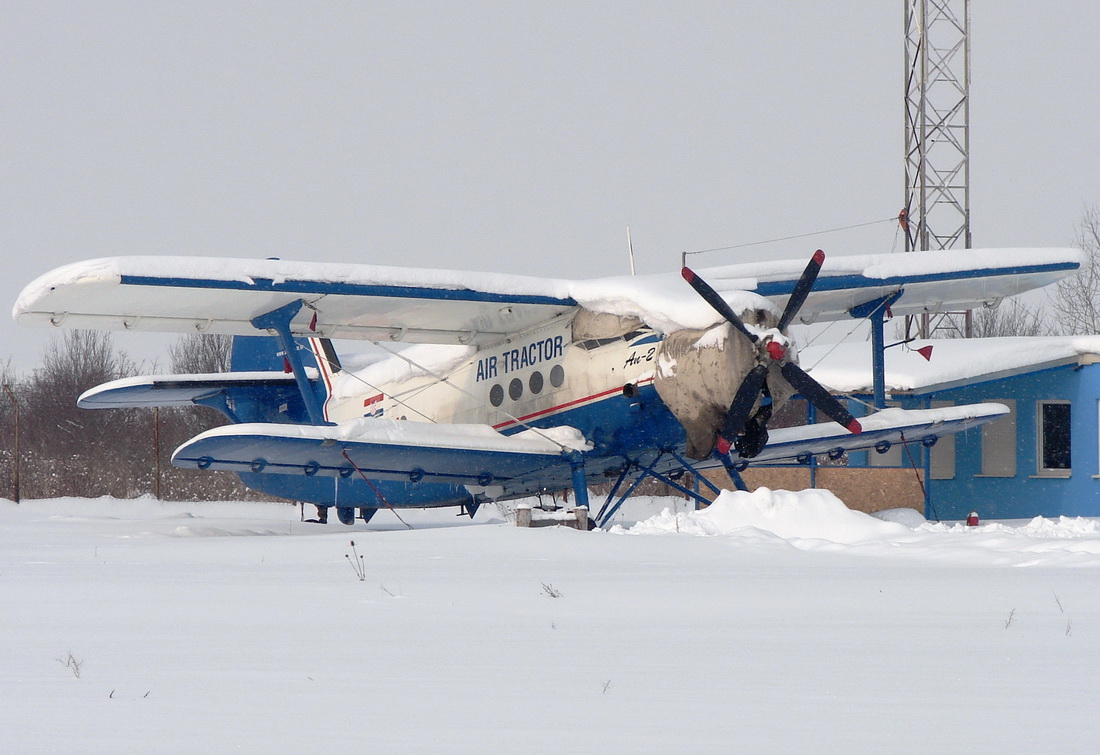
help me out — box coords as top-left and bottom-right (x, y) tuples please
(3, 491), (1099, 753)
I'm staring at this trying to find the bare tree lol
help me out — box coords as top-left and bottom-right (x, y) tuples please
(0, 359), (22, 501)
(1049, 207), (1100, 335)
(20, 331), (150, 498)
(169, 333), (232, 374)
(0, 331), (269, 502)
(967, 298), (1047, 338)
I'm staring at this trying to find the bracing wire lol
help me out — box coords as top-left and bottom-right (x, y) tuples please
(682, 217), (896, 261)
(294, 321), (576, 453)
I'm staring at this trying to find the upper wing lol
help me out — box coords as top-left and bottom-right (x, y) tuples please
(695, 247), (1083, 324)
(13, 257), (577, 346)
(13, 248), (1081, 344)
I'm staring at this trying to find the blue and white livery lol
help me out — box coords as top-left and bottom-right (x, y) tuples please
(13, 247), (1081, 525)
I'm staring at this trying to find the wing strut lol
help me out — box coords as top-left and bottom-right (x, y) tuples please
(849, 290), (905, 409)
(251, 300), (331, 425)
(593, 450), (725, 528)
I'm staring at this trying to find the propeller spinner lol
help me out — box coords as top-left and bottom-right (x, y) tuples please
(681, 250), (861, 458)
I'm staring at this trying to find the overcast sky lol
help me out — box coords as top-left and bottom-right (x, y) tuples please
(3, 2), (1098, 370)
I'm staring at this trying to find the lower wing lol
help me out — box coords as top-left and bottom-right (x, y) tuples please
(168, 404), (1006, 504)
(172, 418), (584, 497)
(731, 403), (1008, 465)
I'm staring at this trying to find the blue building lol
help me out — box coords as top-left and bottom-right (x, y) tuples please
(804, 336), (1100, 520)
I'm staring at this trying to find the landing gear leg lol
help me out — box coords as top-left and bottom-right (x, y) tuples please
(568, 452), (590, 511)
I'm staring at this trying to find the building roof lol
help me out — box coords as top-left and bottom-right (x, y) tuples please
(801, 335), (1100, 395)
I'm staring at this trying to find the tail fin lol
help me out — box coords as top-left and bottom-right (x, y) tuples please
(231, 335), (299, 372)
(230, 335), (342, 423)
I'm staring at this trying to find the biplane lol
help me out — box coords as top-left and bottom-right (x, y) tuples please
(13, 247), (1081, 525)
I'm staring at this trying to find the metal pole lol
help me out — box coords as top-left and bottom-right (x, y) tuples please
(2, 384), (19, 503)
(153, 407), (161, 500)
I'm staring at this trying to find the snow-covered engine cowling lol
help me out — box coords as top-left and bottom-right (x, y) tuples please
(654, 309), (794, 460)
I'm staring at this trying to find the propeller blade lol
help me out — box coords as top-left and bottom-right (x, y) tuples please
(780, 361), (862, 434)
(716, 364), (769, 454)
(778, 249), (825, 332)
(681, 267), (758, 343)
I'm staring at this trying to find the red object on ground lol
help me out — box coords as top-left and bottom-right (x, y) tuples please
(966, 511), (979, 526)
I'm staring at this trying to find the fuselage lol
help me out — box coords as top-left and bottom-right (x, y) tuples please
(234, 314), (705, 509)
(318, 316), (686, 459)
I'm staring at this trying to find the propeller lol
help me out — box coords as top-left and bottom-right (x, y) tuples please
(681, 250), (861, 458)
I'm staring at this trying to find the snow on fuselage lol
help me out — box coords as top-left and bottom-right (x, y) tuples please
(320, 315), (683, 457)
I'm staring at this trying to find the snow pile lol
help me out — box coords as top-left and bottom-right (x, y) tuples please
(871, 506), (928, 527)
(616, 487), (908, 543)
(917, 515), (1100, 539)
(610, 490), (1100, 566)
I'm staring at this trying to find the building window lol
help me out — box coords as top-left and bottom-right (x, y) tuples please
(980, 399), (1016, 477)
(869, 401), (902, 468)
(1038, 400), (1071, 475)
(929, 400), (956, 480)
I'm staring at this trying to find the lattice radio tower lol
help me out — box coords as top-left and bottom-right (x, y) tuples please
(903, 0), (972, 338)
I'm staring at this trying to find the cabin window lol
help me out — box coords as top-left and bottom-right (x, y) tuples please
(1037, 400), (1071, 475)
(508, 378), (523, 401)
(550, 364), (565, 388)
(489, 384), (504, 407)
(529, 371), (544, 394)
(929, 400), (956, 480)
(979, 399), (1016, 477)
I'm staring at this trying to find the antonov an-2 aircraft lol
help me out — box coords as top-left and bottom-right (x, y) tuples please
(13, 247), (1082, 526)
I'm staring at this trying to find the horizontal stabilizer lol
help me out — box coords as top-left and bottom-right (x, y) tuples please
(78, 371), (302, 409)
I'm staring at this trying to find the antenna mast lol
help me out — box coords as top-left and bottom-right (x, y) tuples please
(904, 0), (972, 337)
(626, 226), (637, 276)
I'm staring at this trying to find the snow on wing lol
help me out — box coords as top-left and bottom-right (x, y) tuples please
(171, 418), (576, 492)
(13, 256), (578, 346)
(12, 248), (1082, 342)
(739, 403), (1009, 464)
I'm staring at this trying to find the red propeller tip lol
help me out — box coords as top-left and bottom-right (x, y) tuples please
(716, 436), (732, 455)
(680, 267), (695, 283)
(812, 249), (825, 264)
(847, 419), (862, 435)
